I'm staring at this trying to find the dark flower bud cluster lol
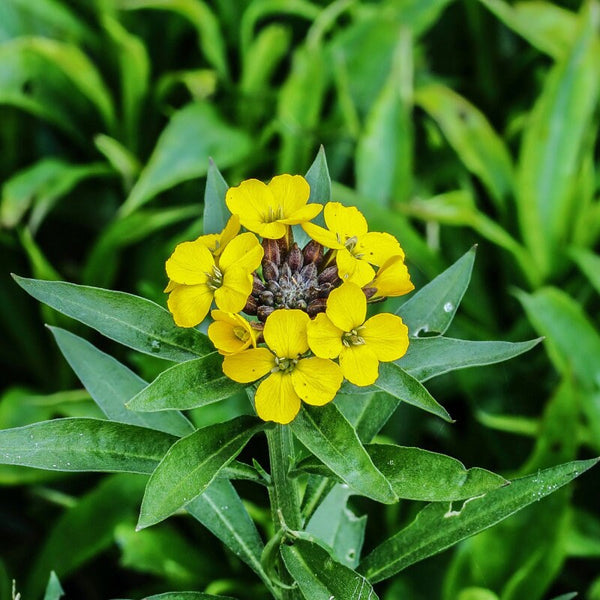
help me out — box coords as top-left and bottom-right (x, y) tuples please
(244, 236), (341, 322)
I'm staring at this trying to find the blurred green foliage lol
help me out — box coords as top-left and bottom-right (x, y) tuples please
(1, 0), (599, 598)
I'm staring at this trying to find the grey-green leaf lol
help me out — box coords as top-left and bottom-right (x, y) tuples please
(12, 276), (213, 361)
(49, 326), (193, 437)
(138, 416), (264, 528)
(397, 246), (476, 336)
(135, 594), (235, 600)
(0, 418), (175, 473)
(281, 539), (379, 600)
(203, 159), (230, 234)
(43, 572), (64, 600)
(290, 404), (397, 504)
(127, 353), (242, 412)
(359, 458), (599, 582)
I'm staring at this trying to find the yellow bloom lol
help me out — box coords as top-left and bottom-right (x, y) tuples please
(196, 214), (240, 259)
(208, 310), (257, 355)
(307, 282), (409, 386)
(225, 174), (322, 239)
(222, 309), (343, 424)
(302, 202), (404, 286)
(166, 232), (263, 328)
(367, 255), (414, 299)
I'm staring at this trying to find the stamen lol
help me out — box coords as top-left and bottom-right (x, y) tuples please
(344, 236), (358, 252)
(233, 326), (248, 342)
(342, 328), (366, 347)
(206, 265), (223, 290)
(273, 356), (298, 373)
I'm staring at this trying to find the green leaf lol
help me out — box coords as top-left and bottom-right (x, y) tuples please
(305, 483), (366, 568)
(281, 539), (379, 600)
(42, 572), (64, 600)
(13, 276), (213, 361)
(138, 416), (264, 528)
(336, 392), (400, 443)
(290, 404), (397, 504)
(517, 287), (600, 389)
(397, 246), (476, 336)
(202, 159), (230, 234)
(50, 326), (193, 437)
(415, 82), (514, 211)
(358, 457), (599, 582)
(0, 418), (175, 473)
(121, 102), (251, 215)
(94, 134), (141, 187)
(127, 353), (242, 412)
(134, 594), (235, 600)
(356, 30), (413, 206)
(516, 5), (600, 278)
(398, 336), (542, 382)
(570, 247), (600, 296)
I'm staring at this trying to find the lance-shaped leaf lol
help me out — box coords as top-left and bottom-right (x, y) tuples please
(359, 457), (599, 582)
(50, 327), (193, 437)
(290, 404), (397, 504)
(398, 336), (542, 382)
(133, 594), (235, 600)
(138, 416), (265, 529)
(202, 159), (230, 234)
(43, 572), (64, 600)
(281, 539), (379, 600)
(12, 276), (212, 361)
(127, 353), (242, 412)
(0, 418), (175, 473)
(397, 246), (476, 336)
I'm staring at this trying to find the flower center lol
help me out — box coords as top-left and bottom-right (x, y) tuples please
(266, 205), (285, 223)
(233, 326), (249, 342)
(206, 265), (223, 290)
(342, 328), (366, 347)
(273, 356), (298, 373)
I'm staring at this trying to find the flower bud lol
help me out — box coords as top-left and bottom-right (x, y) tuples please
(362, 287), (378, 299)
(280, 263), (292, 281)
(243, 295), (258, 315)
(262, 238), (280, 267)
(257, 305), (274, 322)
(286, 243), (303, 273)
(263, 260), (279, 282)
(317, 265), (340, 285)
(253, 274), (265, 295)
(299, 262), (317, 284)
(307, 297), (328, 317)
(303, 240), (323, 265)
(260, 290), (274, 306)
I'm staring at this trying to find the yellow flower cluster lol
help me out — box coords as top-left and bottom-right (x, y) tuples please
(165, 174), (414, 424)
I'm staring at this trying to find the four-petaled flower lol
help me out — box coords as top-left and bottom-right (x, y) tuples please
(208, 310), (257, 355)
(307, 282), (409, 386)
(225, 174), (322, 239)
(366, 254), (414, 299)
(222, 310), (343, 424)
(302, 202), (403, 286)
(166, 232), (263, 327)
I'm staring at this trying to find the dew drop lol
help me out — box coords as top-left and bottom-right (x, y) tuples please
(443, 302), (454, 313)
(150, 340), (161, 352)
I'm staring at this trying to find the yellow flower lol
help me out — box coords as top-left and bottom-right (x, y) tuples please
(208, 310), (257, 355)
(222, 309), (343, 424)
(302, 202), (404, 286)
(225, 174), (322, 239)
(307, 282), (409, 386)
(166, 232), (263, 328)
(196, 214), (240, 259)
(367, 255), (415, 299)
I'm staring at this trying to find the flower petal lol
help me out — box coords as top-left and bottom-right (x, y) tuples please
(215, 268), (253, 313)
(222, 348), (275, 383)
(255, 372), (301, 424)
(225, 178), (277, 232)
(267, 174), (310, 216)
(263, 309), (310, 358)
(255, 221), (288, 239)
(291, 357), (342, 406)
(196, 233), (220, 254)
(356, 231), (403, 267)
(362, 313), (409, 362)
(301, 222), (343, 249)
(208, 310), (256, 355)
(336, 247), (376, 287)
(166, 240), (214, 285)
(339, 344), (380, 386)
(307, 312), (343, 359)
(217, 214), (241, 254)
(219, 232), (263, 272)
(325, 282), (366, 332)
(370, 255), (414, 298)
(324, 202), (368, 239)
(167, 283), (213, 328)
(279, 203), (322, 225)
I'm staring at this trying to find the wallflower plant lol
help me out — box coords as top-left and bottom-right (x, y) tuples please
(5, 149), (598, 600)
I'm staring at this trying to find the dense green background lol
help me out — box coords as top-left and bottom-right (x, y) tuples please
(1, 0), (599, 598)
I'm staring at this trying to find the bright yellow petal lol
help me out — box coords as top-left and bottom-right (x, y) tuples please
(356, 232), (403, 267)
(219, 232), (263, 272)
(166, 240), (214, 285)
(307, 312), (343, 359)
(208, 310), (256, 354)
(167, 283), (213, 328)
(291, 357), (342, 406)
(263, 309), (310, 358)
(196, 233), (220, 254)
(324, 202), (368, 239)
(222, 348), (275, 383)
(217, 214), (241, 255)
(255, 220), (288, 239)
(325, 282), (366, 332)
(254, 372), (301, 424)
(301, 222), (343, 249)
(225, 178), (277, 232)
(214, 268), (253, 313)
(164, 279), (177, 293)
(362, 313), (409, 362)
(336, 248), (376, 287)
(267, 174), (310, 216)
(339, 344), (380, 386)
(371, 255), (414, 298)
(279, 203), (323, 225)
